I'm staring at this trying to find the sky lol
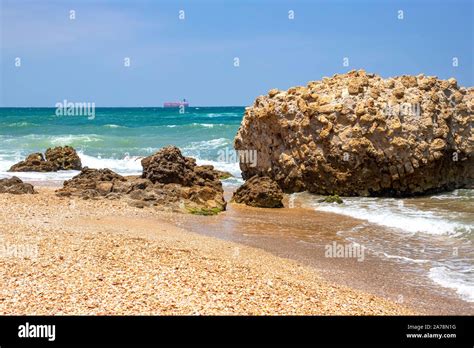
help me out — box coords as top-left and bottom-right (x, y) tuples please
(1, 0), (473, 107)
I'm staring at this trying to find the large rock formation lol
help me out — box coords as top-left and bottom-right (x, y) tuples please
(9, 146), (82, 172)
(0, 177), (36, 194)
(235, 70), (473, 196)
(232, 176), (284, 208)
(57, 146), (226, 214)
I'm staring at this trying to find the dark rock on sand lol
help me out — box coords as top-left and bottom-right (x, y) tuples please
(9, 146), (82, 172)
(141, 146), (196, 185)
(140, 146), (226, 213)
(56, 167), (126, 198)
(0, 177), (36, 194)
(56, 147), (226, 214)
(235, 70), (474, 197)
(232, 176), (284, 208)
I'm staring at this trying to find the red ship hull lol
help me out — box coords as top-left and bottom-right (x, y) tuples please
(163, 102), (189, 108)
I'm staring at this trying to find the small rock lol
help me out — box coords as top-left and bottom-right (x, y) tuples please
(232, 176), (284, 208)
(0, 177), (36, 194)
(8, 146), (82, 172)
(45, 146), (82, 170)
(318, 195), (343, 204)
(8, 153), (57, 172)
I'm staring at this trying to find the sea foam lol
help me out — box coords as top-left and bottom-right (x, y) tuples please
(429, 266), (474, 302)
(313, 198), (471, 236)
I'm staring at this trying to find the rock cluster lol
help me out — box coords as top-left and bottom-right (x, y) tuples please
(56, 146), (226, 214)
(232, 176), (284, 208)
(9, 146), (82, 172)
(0, 177), (36, 194)
(56, 168), (127, 199)
(235, 70), (473, 196)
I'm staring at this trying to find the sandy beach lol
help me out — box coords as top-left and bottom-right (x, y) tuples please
(0, 187), (414, 315)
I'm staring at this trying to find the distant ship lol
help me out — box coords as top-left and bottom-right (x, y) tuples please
(163, 99), (189, 108)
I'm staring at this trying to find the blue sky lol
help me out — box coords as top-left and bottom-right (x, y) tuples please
(1, 0), (472, 106)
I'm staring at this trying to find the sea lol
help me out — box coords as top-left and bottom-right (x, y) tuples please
(0, 107), (472, 303)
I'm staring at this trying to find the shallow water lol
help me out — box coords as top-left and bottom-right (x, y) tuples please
(295, 190), (474, 303)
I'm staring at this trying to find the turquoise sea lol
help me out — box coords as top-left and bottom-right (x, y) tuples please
(0, 107), (472, 303)
(0, 107), (244, 181)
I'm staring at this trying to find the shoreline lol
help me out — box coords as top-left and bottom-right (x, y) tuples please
(1, 184), (472, 315)
(0, 187), (414, 315)
(170, 189), (474, 315)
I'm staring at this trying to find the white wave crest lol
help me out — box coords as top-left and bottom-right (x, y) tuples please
(429, 266), (474, 302)
(79, 153), (142, 174)
(190, 123), (225, 128)
(103, 124), (125, 129)
(195, 158), (242, 179)
(380, 252), (430, 264)
(184, 138), (229, 151)
(50, 135), (103, 145)
(313, 199), (471, 235)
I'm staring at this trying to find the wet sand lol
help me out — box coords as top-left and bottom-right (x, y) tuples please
(165, 190), (473, 315)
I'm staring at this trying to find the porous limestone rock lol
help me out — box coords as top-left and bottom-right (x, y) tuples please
(8, 153), (58, 172)
(45, 146), (82, 170)
(56, 167), (126, 199)
(232, 176), (284, 208)
(234, 70), (473, 196)
(9, 146), (82, 172)
(56, 147), (226, 214)
(0, 177), (36, 194)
